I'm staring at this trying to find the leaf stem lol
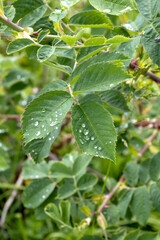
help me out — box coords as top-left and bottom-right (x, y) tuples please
(100, 161), (111, 197)
(73, 176), (84, 204)
(0, 15), (23, 32)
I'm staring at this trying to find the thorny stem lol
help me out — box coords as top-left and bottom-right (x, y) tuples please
(0, 14), (23, 32)
(130, 59), (160, 83)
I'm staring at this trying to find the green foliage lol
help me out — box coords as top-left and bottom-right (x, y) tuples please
(0, 0), (160, 239)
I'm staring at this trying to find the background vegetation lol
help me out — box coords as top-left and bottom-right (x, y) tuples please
(0, 0), (160, 239)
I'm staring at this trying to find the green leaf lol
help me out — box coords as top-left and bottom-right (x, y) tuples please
(142, 24), (160, 66)
(61, 35), (76, 47)
(59, 200), (71, 224)
(3, 69), (30, 88)
(149, 152), (160, 181)
(69, 10), (113, 29)
(22, 178), (56, 208)
(70, 52), (129, 83)
(117, 36), (141, 58)
(58, 179), (76, 199)
(105, 35), (133, 44)
(72, 154), (92, 176)
(13, 0), (47, 27)
(137, 232), (158, 240)
(118, 189), (134, 218)
(54, 48), (76, 60)
(49, 10), (67, 23)
(61, 0), (80, 8)
(22, 91), (73, 144)
(135, 0), (160, 21)
(45, 203), (62, 223)
(131, 186), (150, 225)
(84, 36), (107, 46)
(33, 16), (57, 35)
(124, 161), (139, 187)
(22, 160), (49, 179)
(98, 89), (129, 112)
(37, 80), (68, 97)
(89, 0), (133, 15)
(7, 38), (35, 55)
(77, 45), (109, 63)
(73, 62), (132, 94)
(37, 30), (50, 43)
(71, 101), (117, 162)
(124, 230), (139, 240)
(37, 45), (55, 62)
(50, 162), (73, 178)
(103, 205), (120, 225)
(44, 61), (72, 75)
(139, 158), (150, 184)
(150, 181), (160, 213)
(24, 123), (62, 163)
(77, 173), (97, 190)
(0, 147), (10, 171)
(80, 237), (103, 240)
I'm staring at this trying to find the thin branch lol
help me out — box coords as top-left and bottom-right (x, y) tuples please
(0, 173), (23, 227)
(0, 114), (20, 121)
(138, 130), (158, 157)
(43, 0), (54, 12)
(134, 120), (160, 129)
(98, 176), (125, 213)
(0, 15), (23, 32)
(130, 59), (160, 83)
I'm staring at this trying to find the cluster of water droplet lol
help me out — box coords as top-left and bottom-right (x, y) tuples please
(29, 109), (63, 138)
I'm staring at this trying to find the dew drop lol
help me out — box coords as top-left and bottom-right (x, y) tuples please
(59, 113), (62, 115)
(110, 83), (114, 87)
(94, 146), (97, 149)
(42, 195), (46, 199)
(31, 118), (33, 120)
(91, 137), (95, 141)
(86, 136), (89, 141)
(34, 121), (39, 126)
(55, 126), (58, 129)
(98, 147), (102, 151)
(82, 123), (85, 128)
(79, 129), (82, 133)
(44, 128), (46, 131)
(49, 138), (52, 141)
(36, 131), (41, 136)
(50, 122), (55, 126)
(84, 130), (89, 136)
(32, 150), (35, 153)
(56, 115), (58, 117)
(109, 141), (112, 144)
(41, 125), (45, 128)
(80, 139), (84, 145)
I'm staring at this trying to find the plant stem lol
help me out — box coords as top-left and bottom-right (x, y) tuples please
(98, 176), (125, 213)
(73, 176), (84, 204)
(0, 183), (24, 190)
(0, 15), (23, 32)
(100, 161), (111, 197)
(130, 59), (160, 83)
